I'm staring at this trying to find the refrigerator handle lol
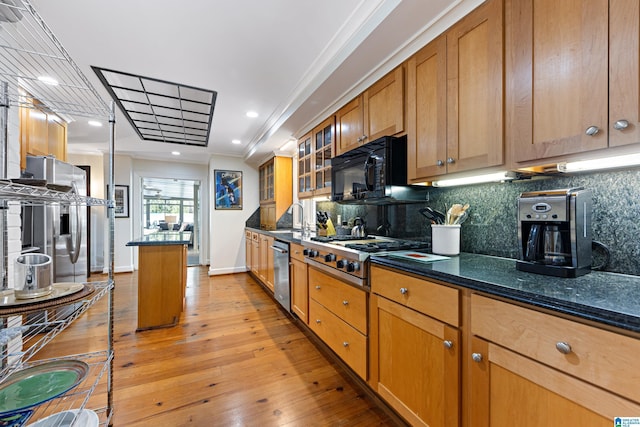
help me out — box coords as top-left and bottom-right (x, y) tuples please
(68, 181), (82, 264)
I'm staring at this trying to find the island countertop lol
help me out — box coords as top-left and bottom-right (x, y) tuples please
(127, 231), (192, 246)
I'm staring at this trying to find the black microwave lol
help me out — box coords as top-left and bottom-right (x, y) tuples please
(331, 135), (428, 204)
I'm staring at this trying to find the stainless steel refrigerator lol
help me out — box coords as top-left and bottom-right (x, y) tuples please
(24, 156), (87, 283)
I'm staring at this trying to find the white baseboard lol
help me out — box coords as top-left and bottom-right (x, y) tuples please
(208, 266), (248, 276)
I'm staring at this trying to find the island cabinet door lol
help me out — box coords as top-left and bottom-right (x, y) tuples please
(468, 336), (640, 427)
(369, 293), (460, 427)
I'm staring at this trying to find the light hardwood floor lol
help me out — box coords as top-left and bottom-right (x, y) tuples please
(36, 267), (398, 426)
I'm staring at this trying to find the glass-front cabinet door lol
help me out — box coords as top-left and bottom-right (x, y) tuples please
(314, 117), (334, 197)
(297, 132), (313, 198)
(296, 116), (334, 199)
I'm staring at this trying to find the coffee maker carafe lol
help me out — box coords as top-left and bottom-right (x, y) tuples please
(517, 188), (592, 277)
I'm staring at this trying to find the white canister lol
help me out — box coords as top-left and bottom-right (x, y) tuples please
(431, 224), (461, 256)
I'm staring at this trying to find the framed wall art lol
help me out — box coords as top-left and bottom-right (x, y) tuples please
(108, 184), (130, 218)
(214, 170), (242, 210)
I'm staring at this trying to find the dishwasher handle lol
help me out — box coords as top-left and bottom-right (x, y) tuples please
(270, 245), (288, 254)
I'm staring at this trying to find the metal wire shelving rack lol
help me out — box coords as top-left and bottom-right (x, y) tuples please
(0, 0), (116, 425)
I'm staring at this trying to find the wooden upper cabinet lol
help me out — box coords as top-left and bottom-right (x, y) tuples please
(336, 96), (364, 156)
(296, 116), (334, 199)
(312, 116), (334, 196)
(258, 156), (292, 230)
(407, 35), (448, 181)
(47, 117), (67, 161)
(609, 0), (640, 148)
(364, 65), (405, 142)
(407, 0), (504, 182)
(508, 0), (610, 163)
(19, 100), (68, 169)
(335, 65), (404, 156)
(297, 132), (313, 199)
(446, 0), (504, 175)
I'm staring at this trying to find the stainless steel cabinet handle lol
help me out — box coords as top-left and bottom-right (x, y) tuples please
(436, 159), (444, 167)
(315, 285), (321, 290)
(585, 125), (600, 136)
(443, 340), (453, 349)
(343, 342), (349, 347)
(361, 135), (368, 142)
(614, 119), (629, 130)
(555, 341), (572, 354)
(342, 300), (349, 306)
(315, 319), (321, 324)
(356, 136), (362, 142)
(400, 287), (408, 295)
(472, 353), (483, 362)
(446, 157), (455, 164)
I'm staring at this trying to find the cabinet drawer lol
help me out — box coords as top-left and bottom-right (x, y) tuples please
(309, 299), (367, 379)
(289, 242), (306, 262)
(370, 266), (459, 327)
(471, 294), (640, 403)
(308, 267), (367, 334)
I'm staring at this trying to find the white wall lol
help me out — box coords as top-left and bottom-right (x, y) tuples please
(102, 154), (134, 273)
(208, 156), (258, 276)
(131, 158), (209, 269)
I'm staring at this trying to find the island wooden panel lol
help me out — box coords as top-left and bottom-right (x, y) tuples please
(137, 244), (187, 331)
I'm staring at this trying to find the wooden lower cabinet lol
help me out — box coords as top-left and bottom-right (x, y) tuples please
(136, 243), (187, 331)
(250, 232), (259, 277)
(307, 266), (368, 380)
(257, 233), (274, 292)
(469, 337), (639, 427)
(469, 294), (640, 426)
(289, 243), (308, 323)
(245, 230), (252, 272)
(309, 299), (367, 379)
(370, 266), (460, 427)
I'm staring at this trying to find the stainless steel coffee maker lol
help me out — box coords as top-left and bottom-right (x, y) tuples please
(516, 188), (592, 277)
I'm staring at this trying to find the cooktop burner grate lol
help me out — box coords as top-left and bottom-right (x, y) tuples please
(310, 235), (375, 243)
(344, 240), (431, 253)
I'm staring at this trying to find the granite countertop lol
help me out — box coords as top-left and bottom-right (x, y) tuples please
(371, 253), (640, 334)
(245, 227), (308, 244)
(127, 231), (192, 246)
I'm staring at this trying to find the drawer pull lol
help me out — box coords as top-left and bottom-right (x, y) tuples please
(315, 319), (321, 324)
(400, 287), (409, 295)
(315, 285), (321, 290)
(443, 340), (453, 349)
(472, 353), (483, 363)
(555, 341), (572, 354)
(342, 300), (349, 306)
(343, 341), (349, 347)
(585, 125), (600, 136)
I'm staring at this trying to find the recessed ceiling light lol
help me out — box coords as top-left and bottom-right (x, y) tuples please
(246, 111), (258, 118)
(88, 120), (102, 127)
(171, 151), (181, 156)
(232, 139), (241, 145)
(37, 75), (59, 86)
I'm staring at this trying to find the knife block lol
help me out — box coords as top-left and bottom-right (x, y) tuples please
(317, 219), (336, 237)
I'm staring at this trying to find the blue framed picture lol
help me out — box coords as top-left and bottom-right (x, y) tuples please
(214, 170), (242, 210)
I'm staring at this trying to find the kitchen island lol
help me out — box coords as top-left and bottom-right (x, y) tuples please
(127, 231), (191, 330)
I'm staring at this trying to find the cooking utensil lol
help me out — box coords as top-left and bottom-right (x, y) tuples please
(14, 254), (52, 299)
(420, 207), (445, 224)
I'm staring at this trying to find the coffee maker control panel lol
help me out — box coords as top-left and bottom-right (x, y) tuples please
(519, 198), (567, 222)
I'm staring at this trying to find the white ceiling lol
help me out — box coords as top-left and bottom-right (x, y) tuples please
(29, 0), (482, 167)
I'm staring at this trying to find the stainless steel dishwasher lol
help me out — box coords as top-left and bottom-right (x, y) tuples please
(271, 240), (290, 312)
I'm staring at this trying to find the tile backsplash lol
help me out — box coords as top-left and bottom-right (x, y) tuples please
(317, 168), (640, 276)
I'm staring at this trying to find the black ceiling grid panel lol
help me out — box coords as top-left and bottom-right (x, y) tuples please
(92, 66), (217, 147)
